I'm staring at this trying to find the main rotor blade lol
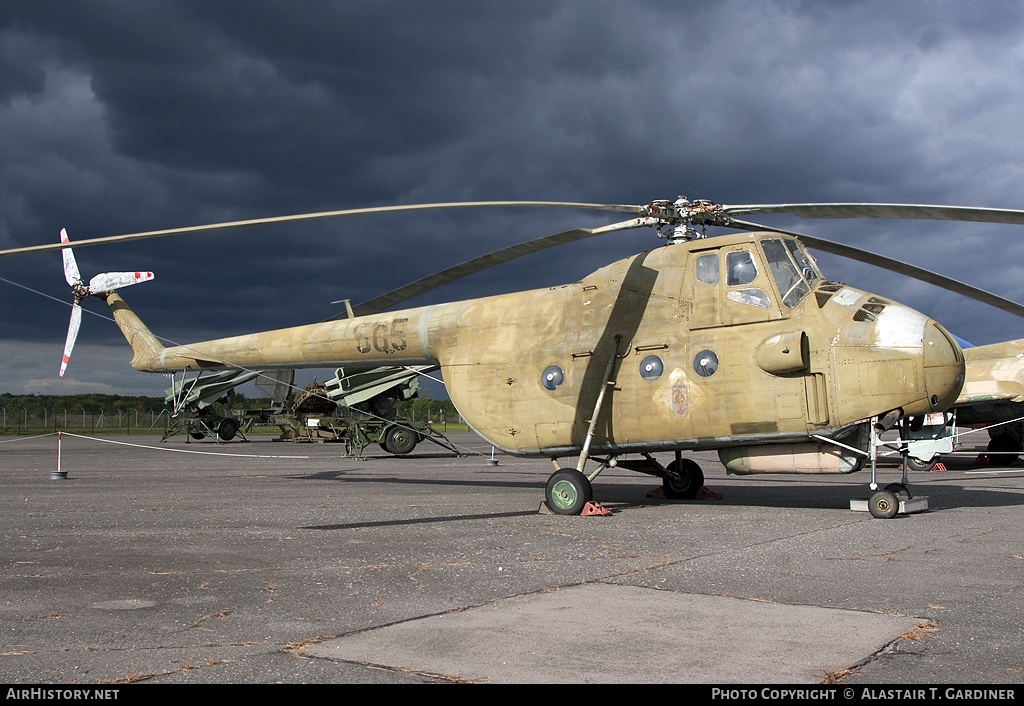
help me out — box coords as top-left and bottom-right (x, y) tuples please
(14, 200), (1024, 261)
(729, 218), (1024, 319)
(343, 203), (1024, 319)
(60, 303), (81, 377)
(0, 201), (644, 260)
(724, 203), (1024, 225)
(344, 217), (652, 317)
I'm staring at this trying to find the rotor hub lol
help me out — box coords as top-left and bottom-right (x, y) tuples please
(644, 197), (731, 227)
(645, 197), (732, 243)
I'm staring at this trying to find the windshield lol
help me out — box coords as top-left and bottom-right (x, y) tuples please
(761, 238), (822, 308)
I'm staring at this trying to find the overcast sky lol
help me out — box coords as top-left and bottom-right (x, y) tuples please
(3, 0), (1024, 398)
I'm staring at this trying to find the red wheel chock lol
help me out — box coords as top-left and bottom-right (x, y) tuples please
(581, 501), (612, 516)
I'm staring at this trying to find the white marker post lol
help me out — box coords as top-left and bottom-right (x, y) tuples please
(51, 430), (67, 480)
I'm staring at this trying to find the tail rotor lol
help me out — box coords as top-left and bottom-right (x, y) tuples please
(59, 228), (154, 377)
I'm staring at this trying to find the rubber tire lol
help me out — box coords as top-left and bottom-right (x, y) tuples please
(884, 482), (911, 500)
(904, 456), (937, 472)
(545, 469), (593, 515)
(987, 435), (1019, 466)
(384, 426), (417, 455)
(662, 458), (705, 500)
(218, 418), (238, 442)
(869, 490), (900, 519)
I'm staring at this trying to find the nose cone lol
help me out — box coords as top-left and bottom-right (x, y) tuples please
(830, 292), (965, 424)
(921, 320), (965, 413)
(863, 303), (963, 415)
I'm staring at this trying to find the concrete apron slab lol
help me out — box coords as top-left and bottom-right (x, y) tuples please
(305, 582), (923, 684)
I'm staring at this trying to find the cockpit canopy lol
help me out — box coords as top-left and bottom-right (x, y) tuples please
(761, 238), (822, 308)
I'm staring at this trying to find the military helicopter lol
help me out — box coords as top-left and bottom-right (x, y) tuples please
(6, 198), (1024, 517)
(957, 338), (1024, 463)
(895, 336), (1024, 470)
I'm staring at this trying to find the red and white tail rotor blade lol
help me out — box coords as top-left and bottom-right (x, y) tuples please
(87, 270), (154, 293)
(57, 228), (155, 376)
(60, 303), (82, 377)
(60, 228), (81, 286)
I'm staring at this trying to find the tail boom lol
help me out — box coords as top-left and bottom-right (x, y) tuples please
(111, 299), (443, 374)
(102, 291), (167, 372)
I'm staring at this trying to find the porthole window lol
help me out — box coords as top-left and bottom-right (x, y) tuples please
(541, 365), (564, 390)
(639, 355), (664, 381)
(693, 350), (719, 377)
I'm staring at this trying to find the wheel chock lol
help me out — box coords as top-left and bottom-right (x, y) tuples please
(581, 501), (612, 516)
(930, 462), (948, 472)
(975, 454), (988, 465)
(646, 487), (667, 499)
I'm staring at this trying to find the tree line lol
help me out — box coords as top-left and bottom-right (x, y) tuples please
(0, 391), (264, 434)
(0, 390), (460, 433)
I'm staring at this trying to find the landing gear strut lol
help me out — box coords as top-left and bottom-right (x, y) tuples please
(544, 342), (617, 515)
(852, 413), (929, 518)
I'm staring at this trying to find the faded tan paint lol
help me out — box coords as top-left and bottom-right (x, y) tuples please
(957, 338), (1024, 405)
(105, 231), (965, 461)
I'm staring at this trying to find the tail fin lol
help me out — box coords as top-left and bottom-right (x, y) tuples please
(102, 291), (166, 372)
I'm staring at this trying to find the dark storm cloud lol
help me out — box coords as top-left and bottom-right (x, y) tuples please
(3, 0), (1024, 394)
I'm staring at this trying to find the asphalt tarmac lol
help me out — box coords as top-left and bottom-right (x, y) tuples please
(1, 430), (1022, 685)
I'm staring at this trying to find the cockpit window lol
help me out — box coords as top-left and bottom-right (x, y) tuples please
(762, 238), (821, 308)
(696, 253), (719, 285)
(785, 240), (821, 285)
(726, 250), (758, 286)
(727, 288), (771, 309)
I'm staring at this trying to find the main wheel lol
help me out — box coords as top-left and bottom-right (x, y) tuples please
(987, 434), (1019, 466)
(218, 418), (238, 442)
(904, 455), (938, 472)
(384, 425), (417, 455)
(662, 458), (704, 499)
(869, 490), (900, 519)
(545, 469), (593, 515)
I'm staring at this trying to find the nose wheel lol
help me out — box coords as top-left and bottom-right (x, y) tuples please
(857, 414), (930, 518)
(868, 490), (900, 519)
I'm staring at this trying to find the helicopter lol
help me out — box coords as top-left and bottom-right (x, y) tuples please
(7, 197), (1024, 517)
(893, 336), (1024, 470)
(957, 338), (1024, 463)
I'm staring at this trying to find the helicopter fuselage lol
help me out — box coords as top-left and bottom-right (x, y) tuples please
(108, 231), (965, 467)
